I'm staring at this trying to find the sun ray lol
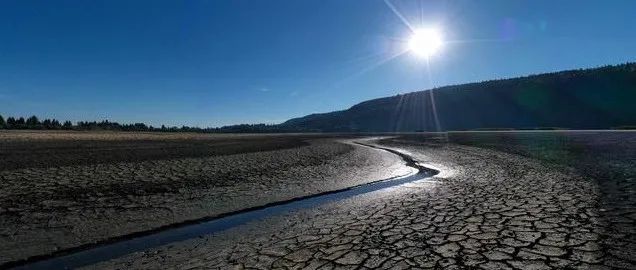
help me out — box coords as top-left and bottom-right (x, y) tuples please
(445, 37), (510, 44)
(333, 46), (411, 88)
(425, 57), (442, 132)
(384, 0), (415, 32)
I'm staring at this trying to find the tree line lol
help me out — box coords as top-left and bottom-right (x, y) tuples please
(0, 114), (294, 133)
(0, 115), (72, 130)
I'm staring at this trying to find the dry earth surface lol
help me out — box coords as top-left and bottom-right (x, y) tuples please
(0, 131), (408, 266)
(87, 131), (635, 270)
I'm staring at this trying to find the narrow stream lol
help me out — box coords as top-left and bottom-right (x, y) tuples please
(13, 143), (439, 270)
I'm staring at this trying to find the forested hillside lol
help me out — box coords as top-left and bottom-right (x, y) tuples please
(281, 63), (636, 131)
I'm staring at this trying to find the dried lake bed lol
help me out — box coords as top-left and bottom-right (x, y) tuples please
(2, 130), (635, 269)
(0, 131), (408, 267)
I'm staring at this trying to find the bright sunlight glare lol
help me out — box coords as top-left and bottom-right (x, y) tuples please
(408, 28), (443, 58)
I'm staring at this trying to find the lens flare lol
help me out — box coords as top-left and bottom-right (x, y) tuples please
(408, 28), (443, 58)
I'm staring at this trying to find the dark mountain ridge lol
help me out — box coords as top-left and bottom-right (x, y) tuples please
(281, 63), (636, 132)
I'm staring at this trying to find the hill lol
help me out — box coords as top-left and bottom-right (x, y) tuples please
(280, 63), (636, 132)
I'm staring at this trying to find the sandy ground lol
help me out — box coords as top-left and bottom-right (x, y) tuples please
(0, 132), (408, 265)
(88, 132), (636, 269)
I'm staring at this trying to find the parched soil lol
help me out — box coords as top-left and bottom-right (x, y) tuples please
(0, 131), (408, 266)
(0, 131), (313, 171)
(90, 132), (636, 269)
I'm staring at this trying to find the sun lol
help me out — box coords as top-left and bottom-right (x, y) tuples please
(408, 28), (443, 58)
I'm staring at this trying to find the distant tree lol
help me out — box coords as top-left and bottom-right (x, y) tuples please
(51, 119), (62, 129)
(16, 117), (26, 129)
(26, 115), (41, 129)
(134, 123), (148, 131)
(6, 117), (16, 129)
(42, 119), (52, 129)
(62, 120), (73, 130)
(37, 118), (61, 130)
(0, 115), (5, 129)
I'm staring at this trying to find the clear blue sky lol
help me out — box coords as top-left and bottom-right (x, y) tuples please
(1, 0), (635, 127)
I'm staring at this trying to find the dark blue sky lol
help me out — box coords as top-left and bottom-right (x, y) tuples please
(1, 0), (635, 127)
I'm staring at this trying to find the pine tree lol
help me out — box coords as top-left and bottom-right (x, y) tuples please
(26, 115), (41, 129)
(6, 117), (16, 129)
(16, 117), (26, 129)
(63, 120), (73, 130)
(51, 119), (61, 129)
(42, 119), (52, 129)
(0, 115), (5, 129)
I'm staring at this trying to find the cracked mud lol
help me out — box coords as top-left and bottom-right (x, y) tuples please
(88, 132), (636, 270)
(0, 132), (407, 266)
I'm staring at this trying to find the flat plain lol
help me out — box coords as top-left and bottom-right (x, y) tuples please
(0, 131), (408, 266)
(2, 130), (635, 269)
(90, 131), (636, 270)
